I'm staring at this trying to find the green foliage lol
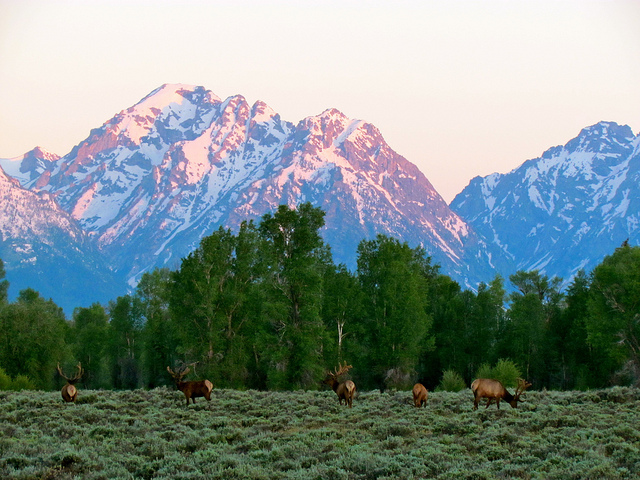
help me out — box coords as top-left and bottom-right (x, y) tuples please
(107, 295), (143, 389)
(0, 368), (10, 390)
(0, 289), (67, 389)
(0, 210), (637, 395)
(9, 374), (36, 391)
(0, 258), (8, 304)
(72, 303), (110, 389)
(498, 270), (563, 387)
(586, 244), (640, 386)
(136, 268), (174, 388)
(0, 367), (36, 391)
(436, 369), (466, 392)
(356, 234), (434, 390)
(258, 203), (330, 390)
(475, 359), (522, 388)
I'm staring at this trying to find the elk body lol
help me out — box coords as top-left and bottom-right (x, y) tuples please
(471, 378), (531, 410)
(56, 362), (84, 403)
(167, 366), (213, 407)
(323, 362), (356, 408)
(412, 383), (428, 408)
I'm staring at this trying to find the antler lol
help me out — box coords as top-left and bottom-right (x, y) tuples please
(515, 378), (532, 396)
(167, 365), (189, 379)
(57, 362), (83, 382)
(329, 361), (353, 378)
(167, 362), (199, 380)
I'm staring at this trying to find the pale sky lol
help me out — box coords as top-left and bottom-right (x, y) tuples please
(1, 0), (639, 203)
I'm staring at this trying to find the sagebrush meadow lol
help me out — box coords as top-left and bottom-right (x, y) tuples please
(2, 387), (639, 479)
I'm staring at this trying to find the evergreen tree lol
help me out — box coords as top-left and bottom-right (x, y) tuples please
(0, 259), (9, 304)
(561, 270), (598, 388)
(321, 264), (364, 364)
(356, 235), (434, 390)
(107, 295), (143, 389)
(472, 275), (506, 370)
(0, 288), (67, 389)
(586, 243), (640, 385)
(136, 268), (175, 388)
(501, 270), (563, 387)
(170, 222), (265, 388)
(257, 203), (330, 390)
(72, 303), (110, 388)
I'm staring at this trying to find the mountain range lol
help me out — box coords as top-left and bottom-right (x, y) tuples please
(0, 84), (637, 313)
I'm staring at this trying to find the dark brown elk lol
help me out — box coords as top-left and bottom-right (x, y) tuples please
(167, 365), (213, 407)
(412, 383), (428, 408)
(56, 362), (84, 403)
(471, 378), (531, 410)
(323, 362), (356, 408)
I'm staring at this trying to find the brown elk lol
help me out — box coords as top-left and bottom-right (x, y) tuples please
(167, 365), (213, 407)
(323, 362), (356, 408)
(56, 362), (84, 403)
(412, 383), (428, 408)
(471, 378), (532, 410)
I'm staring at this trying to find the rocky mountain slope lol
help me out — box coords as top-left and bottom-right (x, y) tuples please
(1, 84), (497, 309)
(451, 121), (640, 283)
(0, 162), (120, 310)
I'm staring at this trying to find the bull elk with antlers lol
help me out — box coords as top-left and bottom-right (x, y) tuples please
(471, 378), (532, 410)
(167, 365), (213, 407)
(56, 362), (84, 403)
(412, 383), (429, 408)
(323, 361), (356, 408)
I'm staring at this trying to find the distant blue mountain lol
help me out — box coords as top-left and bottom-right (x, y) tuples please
(450, 121), (640, 284)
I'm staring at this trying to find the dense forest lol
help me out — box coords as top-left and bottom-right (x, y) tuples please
(0, 203), (638, 393)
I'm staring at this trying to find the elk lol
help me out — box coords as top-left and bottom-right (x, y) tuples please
(471, 378), (532, 410)
(323, 361), (356, 408)
(56, 362), (84, 403)
(412, 383), (428, 408)
(167, 365), (213, 407)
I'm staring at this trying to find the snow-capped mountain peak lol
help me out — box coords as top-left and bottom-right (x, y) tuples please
(0, 147), (60, 188)
(3, 85), (492, 290)
(451, 121), (639, 282)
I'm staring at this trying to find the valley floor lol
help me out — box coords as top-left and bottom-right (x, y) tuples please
(1, 387), (639, 479)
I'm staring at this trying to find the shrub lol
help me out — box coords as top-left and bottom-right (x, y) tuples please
(475, 359), (521, 388)
(0, 368), (36, 391)
(10, 375), (36, 391)
(436, 370), (466, 392)
(0, 368), (11, 390)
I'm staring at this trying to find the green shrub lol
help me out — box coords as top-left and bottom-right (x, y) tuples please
(475, 359), (521, 388)
(0, 368), (36, 391)
(436, 370), (466, 392)
(10, 375), (36, 391)
(0, 368), (11, 390)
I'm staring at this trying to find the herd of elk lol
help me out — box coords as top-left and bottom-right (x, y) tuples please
(55, 362), (532, 412)
(167, 364), (213, 407)
(323, 362), (356, 408)
(412, 383), (429, 408)
(56, 362), (84, 403)
(471, 378), (532, 410)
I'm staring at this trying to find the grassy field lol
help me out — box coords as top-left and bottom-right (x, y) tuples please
(1, 386), (639, 479)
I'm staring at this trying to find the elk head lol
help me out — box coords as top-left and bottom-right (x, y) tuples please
(510, 378), (532, 407)
(57, 362), (84, 403)
(323, 361), (356, 408)
(167, 364), (213, 407)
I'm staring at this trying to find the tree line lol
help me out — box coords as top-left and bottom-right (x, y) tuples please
(0, 203), (638, 392)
